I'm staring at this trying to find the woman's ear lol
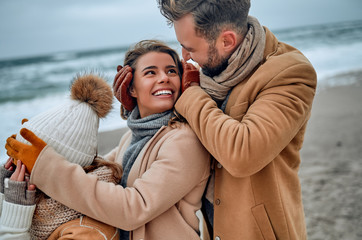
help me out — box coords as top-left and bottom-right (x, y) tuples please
(129, 86), (137, 98)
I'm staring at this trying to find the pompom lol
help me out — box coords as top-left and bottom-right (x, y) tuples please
(70, 73), (113, 118)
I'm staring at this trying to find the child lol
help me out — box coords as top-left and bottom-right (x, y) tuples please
(0, 73), (122, 239)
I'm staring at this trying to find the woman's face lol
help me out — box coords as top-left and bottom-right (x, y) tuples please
(130, 51), (181, 118)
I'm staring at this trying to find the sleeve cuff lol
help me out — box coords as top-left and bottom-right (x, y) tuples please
(0, 200), (35, 229)
(0, 192), (4, 214)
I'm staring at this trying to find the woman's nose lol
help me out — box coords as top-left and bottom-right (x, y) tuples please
(182, 48), (191, 61)
(158, 72), (169, 83)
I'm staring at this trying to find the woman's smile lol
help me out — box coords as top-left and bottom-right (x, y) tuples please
(153, 88), (174, 96)
(130, 52), (181, 118)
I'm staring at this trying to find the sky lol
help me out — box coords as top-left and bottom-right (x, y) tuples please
(1, 0), (361, 60)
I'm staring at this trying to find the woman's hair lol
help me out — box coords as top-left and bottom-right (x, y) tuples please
(123, 39), (183, 79)
(157, 0), (250, 42)
(120, 40), (184, 120)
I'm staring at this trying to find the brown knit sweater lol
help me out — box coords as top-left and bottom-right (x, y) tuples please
(29, 166), (119, 239)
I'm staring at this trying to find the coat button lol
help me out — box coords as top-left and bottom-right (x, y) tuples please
(215, 237), (221, 240)
(215, 199), (221, 205)
(217, 163), (222, 168)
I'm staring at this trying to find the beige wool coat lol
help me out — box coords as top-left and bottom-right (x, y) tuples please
(30, 123), (210, 240)
(175, 27), (317, 240)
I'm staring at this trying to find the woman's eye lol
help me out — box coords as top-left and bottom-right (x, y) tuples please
(145, 70), (155, 75)
(168, 69), (177, 74)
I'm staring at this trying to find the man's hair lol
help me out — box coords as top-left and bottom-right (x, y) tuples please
(157, 0), (251, 41)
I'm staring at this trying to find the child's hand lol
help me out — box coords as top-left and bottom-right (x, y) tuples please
(10, 160), (36, 191)
(10, 160), (27, 181)
(4, 157), (15, 171)
(4, 160), (36, 205)
(1, 158), (15, 194)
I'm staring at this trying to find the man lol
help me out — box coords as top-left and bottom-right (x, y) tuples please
(157, 0), (317, 239)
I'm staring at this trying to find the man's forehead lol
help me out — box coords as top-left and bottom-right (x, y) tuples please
(174, 14), (195, 35)
(174, 15), (199, 47)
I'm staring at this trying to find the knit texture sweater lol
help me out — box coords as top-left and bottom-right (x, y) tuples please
(0, 165), (119, 240)
(31, 165), (118, 239)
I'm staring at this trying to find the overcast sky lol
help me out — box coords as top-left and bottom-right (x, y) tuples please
(1, 0), (361, 60)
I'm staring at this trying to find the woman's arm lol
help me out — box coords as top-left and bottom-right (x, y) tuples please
(30, 127), (210, 231)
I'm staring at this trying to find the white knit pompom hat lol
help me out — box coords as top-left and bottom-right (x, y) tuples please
(16, 73), (113, 167)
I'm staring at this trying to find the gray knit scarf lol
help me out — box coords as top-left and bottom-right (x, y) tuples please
(119, 107), (173, 240)
(200, 16), (266, 101)
(121, 106), (173, 188)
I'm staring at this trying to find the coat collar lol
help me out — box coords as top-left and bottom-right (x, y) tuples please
(262, 26), (279, 63)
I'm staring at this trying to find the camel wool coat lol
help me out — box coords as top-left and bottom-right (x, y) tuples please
(30, 123), (210, 240)
(175, 27), (317, 240)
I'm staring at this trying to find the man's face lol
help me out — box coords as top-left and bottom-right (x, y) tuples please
(174, 14), (229, 77)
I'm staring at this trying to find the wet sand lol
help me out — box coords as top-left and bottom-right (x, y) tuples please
(300, 78), (362, 239)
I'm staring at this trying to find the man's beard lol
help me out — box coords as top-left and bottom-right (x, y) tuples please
(201, 44), (229, 78)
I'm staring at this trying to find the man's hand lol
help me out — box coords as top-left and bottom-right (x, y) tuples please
(5, 128), (47, 173)
(113, 65), (136, 111)
(181, 61), (200, 92)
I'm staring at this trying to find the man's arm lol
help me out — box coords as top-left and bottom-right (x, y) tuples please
(175, 61), (316, 177)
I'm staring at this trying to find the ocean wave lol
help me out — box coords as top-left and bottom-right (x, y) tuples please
(1, 20), (361, 162)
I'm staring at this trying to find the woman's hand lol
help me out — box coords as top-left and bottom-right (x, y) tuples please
(5, 128), (47, 173)
(113, 65), (136, 111)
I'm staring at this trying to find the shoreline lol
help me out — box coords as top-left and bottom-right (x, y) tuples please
(99, 78), (362, 239)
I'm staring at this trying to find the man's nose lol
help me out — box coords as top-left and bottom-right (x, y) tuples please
(182, 48), (191, 61)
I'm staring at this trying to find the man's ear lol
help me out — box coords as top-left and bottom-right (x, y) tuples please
(220, 30), (238, 53)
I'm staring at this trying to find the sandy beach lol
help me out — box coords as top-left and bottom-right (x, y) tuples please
(300, 77), (362, 239)
(98, 77), (362, 239)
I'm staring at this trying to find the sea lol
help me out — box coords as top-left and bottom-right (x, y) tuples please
(1, 19), (362, 162)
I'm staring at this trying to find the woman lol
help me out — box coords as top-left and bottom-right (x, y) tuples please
(6, 40), (210, 239)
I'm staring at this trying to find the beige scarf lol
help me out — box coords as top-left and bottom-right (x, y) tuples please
(200, 16), (266, 101)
